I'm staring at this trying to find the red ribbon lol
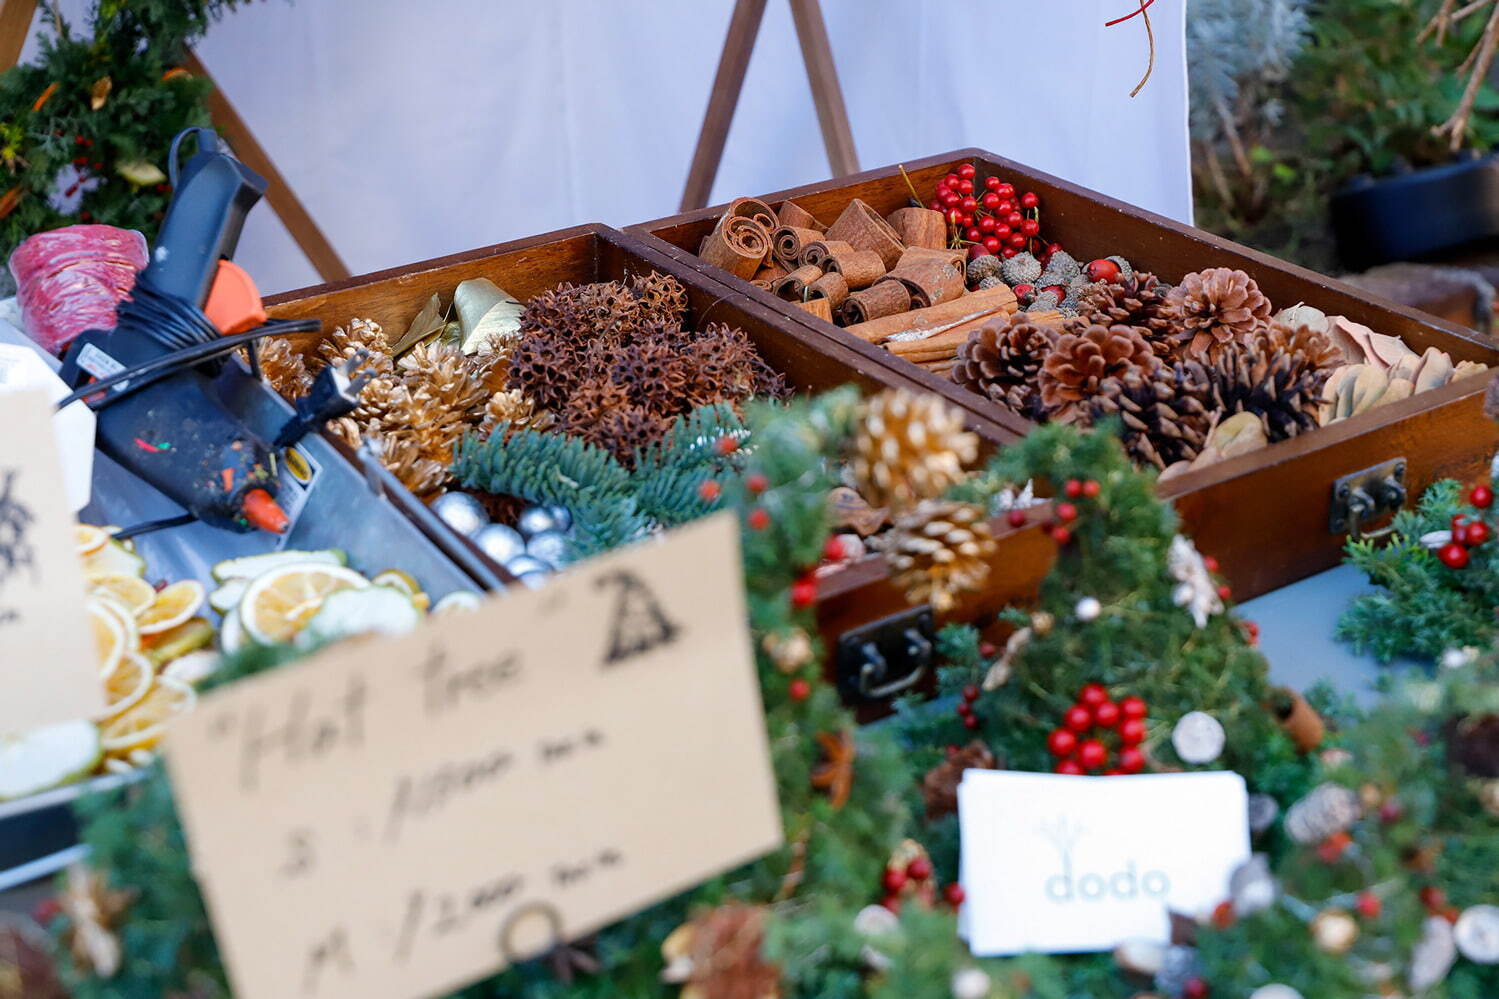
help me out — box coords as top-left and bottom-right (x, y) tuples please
(1105, 0), (1156, 27)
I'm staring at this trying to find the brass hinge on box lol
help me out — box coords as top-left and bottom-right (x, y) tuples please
(1330, 458), (1407, 540)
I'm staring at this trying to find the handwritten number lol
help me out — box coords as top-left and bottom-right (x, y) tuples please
(302, 926), (354, 995)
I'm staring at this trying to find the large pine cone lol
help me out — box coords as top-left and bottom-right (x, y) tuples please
(1164, 267), (1272, 361)
(1090, 362), (1216, 469)
(1077, 272), (1175, 356)
(1038, 323), (1158, 423)
(1201, 347), (1331, 442)
(951, 315), (1056, 420)
(254, 337), (314, 399)
(852, 389), (978, 511)
(1254, 320), (1346, 372)
(316, 318), (392, 376)
(874, 499), (996, 613)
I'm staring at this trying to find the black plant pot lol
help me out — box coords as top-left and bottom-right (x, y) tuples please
(1332, 153), (1499, 271)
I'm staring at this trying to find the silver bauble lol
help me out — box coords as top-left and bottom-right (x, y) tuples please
(547, 504), (573, 533)
(517, 571), (549, 590)
(526, 530), (570, 567)
(516, 505), (559, 538)
(1249, 987), (1305, 999)
(1172, 711), (1226, 764)
(431, 492), (489, 538)
(1454, 904), (1499, 964)
(506, 554), (551, 577)
(475, 523), (526, 564)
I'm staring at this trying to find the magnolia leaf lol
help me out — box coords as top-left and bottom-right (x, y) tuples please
(388, 292), (446, 356)
(453, 277), (522, 354)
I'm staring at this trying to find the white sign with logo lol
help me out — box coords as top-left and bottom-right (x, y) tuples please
(957, 770), (1249, 955)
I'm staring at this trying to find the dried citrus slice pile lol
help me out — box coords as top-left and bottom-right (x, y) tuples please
(238, 563), (371, 645)
(99, 675), (196, 757)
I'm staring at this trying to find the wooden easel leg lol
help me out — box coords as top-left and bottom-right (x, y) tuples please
(788, 0), (858, 177)
(184, 50), (350, 283)
(680, 0), (770, 211)
(0, 0), (37, 72)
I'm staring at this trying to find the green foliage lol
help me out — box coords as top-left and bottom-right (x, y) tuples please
(1339, 474), (1498, 663)
(0, 1), (249, 266)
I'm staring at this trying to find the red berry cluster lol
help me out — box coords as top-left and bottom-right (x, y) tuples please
(1420, 885), (1461, 923)
(929, 163), (1061, 264)
(880, 856), (965, 913)
(954, 682), (982, 730)
(1047, 684), (1147, 775)
(1438, 483), (1495, 569)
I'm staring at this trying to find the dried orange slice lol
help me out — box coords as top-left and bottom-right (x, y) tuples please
(238, 564), (368, 645)
(74, 524), (110, 557)
(86, 598), (128, 676)
(94, 652), (153, 721)
(99, 675), (195, 755)
(138, 580), (205, 636)
(89, 573), (156, 618)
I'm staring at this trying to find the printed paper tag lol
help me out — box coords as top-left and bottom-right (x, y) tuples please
(166, 514), (782, 999)
(0, 390), (105, 733)
(958, 770), (1249, 955)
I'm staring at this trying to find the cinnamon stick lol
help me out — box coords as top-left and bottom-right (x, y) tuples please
(726, 196), (778, 234)
(771, 226), (824, 269)
(1272, 688), (1325, 753)
(885, 327), (974, 358)
(801, 239), (855, 269)
(843, 284), (1019, 343)
(824, 198), (905, 269)
(750, 262), (789, 291)
(839, 282), (911, 325)
(824, 249), (886, 289)
(879, 254), (965, 309)
(807, 271), (849, 308)
(778, 199), (823, 230)
(886, 207), (948, 250)
(772, 264), (823, 301)
(701, 216), (772, 279)
(793, 297), (834, 322)
(895, 245), (965, 270)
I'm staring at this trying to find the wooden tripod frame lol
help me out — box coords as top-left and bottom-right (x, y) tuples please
(0, 0), (349, 281)
(680, 0), (859, 211)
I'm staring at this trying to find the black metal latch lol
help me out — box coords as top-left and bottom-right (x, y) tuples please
(1330, 458), (1407, 539)
(835, 606), (936, 703)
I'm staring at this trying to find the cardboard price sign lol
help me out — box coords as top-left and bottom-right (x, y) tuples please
(0, 389), (104, 734)
(167, 514), (782, 999)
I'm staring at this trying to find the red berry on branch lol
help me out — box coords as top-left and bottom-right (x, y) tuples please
(1211, 900), (1236, 928)
(1093, 700), (1121, 728)
(789, 678), (811, 702)
(1041, 284), (1067, 300)
(1055, 759), (1085, 775)
(983, 236), (1002, 253)
(996, 183), (1015, 199)
(979, 642), (998, 657)
(1472, 484), (1494, 508)
(1202, 554), (1219, 573)
(1182, 977), (1210, 999)
(928, 199), (944, 212)
(1120, 695), (1147, 719)
(1439, 542), (1470, 569)
(1064, 478), (1084, 499)
(748, 508), (770, 531)
(967, 244), (991, 261)
(1451, 514), (1468, 535)
(965, 227), (983, 243)
(697, 480), (721, 502)
(960, 196), (978, 212)
(1005, 211), (1024, 228)
(79, 211), (91, 221)
(1021, 219), (1040, 237)
(1082, 479), (1101, 498)
(1001, 248), (1018, 258)
(791, 577), (817, 608)
(1050, 525), (1072, 545)
(962, 713), (980, 730)
(944, 883), (966, 906)
(981, 191), (1000, 210)
(1420, 886), (1446, 911)
(1055, 502), (1078, 523)
(942, 192), (960, 209)
(746, 472), (769, 494)
(823, 535), (845, 562)
(958, 163), (977, 180)
(994, 224), (1012, 240)
(1216, 583), (1232, 600)
(1078, 739), (1107, 770)
(881, 893), (902, 914)
(1012, 283), (1033, 298)
(883, 867), (907, 893)
(985, 175), (1001, 190)
(1020, 191), (1040, 209)
(962, 683), (980, 702)
(958, 179), (974, 195)
(907, 856), (934, 881)
(960, 213), (975, 227)
(979, 215), (997, 234)
(1119, 717), (1147, 745)
(996, 199), (1015, 216)
(715, 435), (739, 455)
(1064, 705), (1092, 732)
(1317, 831), (1352, 863)
(1008, 233), (1028, 249)
(1379, 799), (1403, 824)
(1006, 509), (1027, 528)
(944, 172), (961, 187)
(1047, 728), (1078, 757)
(956, 701), (972, 718)
(1465, 521), (1490, 546)
(1356, 891), (1382, 919)
(1119, 746), (1145, 773)
(1079, 683), (1108, 706)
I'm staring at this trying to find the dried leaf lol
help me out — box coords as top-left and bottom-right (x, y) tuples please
(31, 82), (57, 112)
(388, 293), (446, 356)
(454, 278), (522, 354)
(89, 77), (112, 111)
(160, 67), (190, 82)
(0, 185), (23, 219)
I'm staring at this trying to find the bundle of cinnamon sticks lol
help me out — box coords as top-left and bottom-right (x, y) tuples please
(698, 196), (1021, 373)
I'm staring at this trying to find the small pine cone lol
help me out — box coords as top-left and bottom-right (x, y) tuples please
(1090, 363), (1215, 469)
(1038, 323), (1158, 423)
(350, 373), (402, 425)
(1255, 320), (1346, 372)
(1165, 267), (1272, 361)
(366, 431), (448, 497)
(967, 254), (1002, 285)
(254, 337), (314, 398)
(399, 341), (491, 414)
(317, 318), (392, 376)
(326, 416), (364, 450)
(1077, 272), (1175, 355)
(853, 389), (979, 511)
(875, 500), (996, 613)
(1202, 347), (1331, 442)
(951, 315), (1056, 420)
(1000, 252), (1042, 287)
(479, 389), (551, 437)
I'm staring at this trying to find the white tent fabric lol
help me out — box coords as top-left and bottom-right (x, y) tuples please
(26, 1), (1191, 295)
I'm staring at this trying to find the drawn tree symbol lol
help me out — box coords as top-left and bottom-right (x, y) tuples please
(0, 468), (36, 587)
(596, 569), (680, 666)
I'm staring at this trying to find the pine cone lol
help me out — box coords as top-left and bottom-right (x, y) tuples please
(1090, 363), (1215, 469)
(366, 431), (448, 497)
(253, 337), (314, 398)
(1255, 320), (1346, 372)
(1164, 267), (1272, 361)
(922, 740), (997, 819)
(1077, 272), (1174, 355)
(478, 389), (552, 437)
(951, 315), (1056, 420)
(1038, 323), (1158, 423)
(852, 389), (978, 511)
(317, 318), (392, 376)
(875, 500), (996, 613)
(1201, 346), (1331, 442)
(399, 341), (491, 413)
(660, 905), (779, 999)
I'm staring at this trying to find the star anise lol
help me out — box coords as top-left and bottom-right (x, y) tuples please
(810, 730), (855, 810)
